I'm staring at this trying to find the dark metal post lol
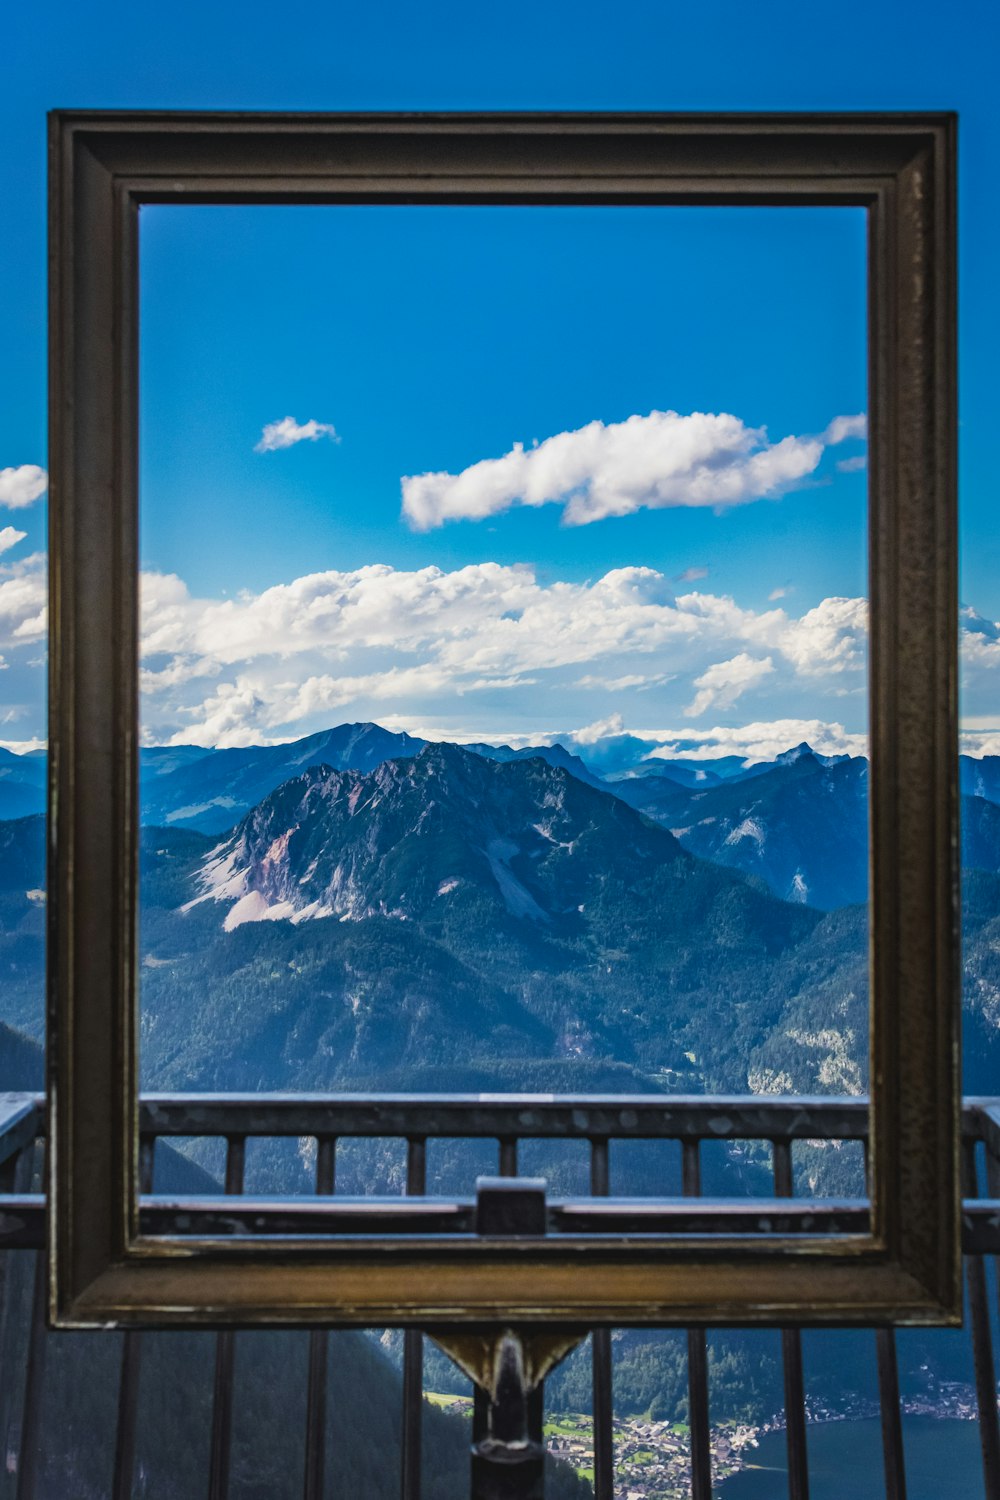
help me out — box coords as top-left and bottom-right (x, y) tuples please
(113, 1136), (156, 1500)
(590, 1139), (614, 1500)
(682, 1140), (712, 1500)
(862, 1139), (907, 1500)
(773, 1140), (809, 1500)
(964, 1143), (1000, 1498)
(401, 1138), (426, 1500)
(303, 1136), (336, 1500)
(208, 1136), (246, 1500)
(470, 1335), (545, 1500)
(875, 1329), (907, 1500)
(0, 1145), (32, 1494)
(16, 1147), (46, 1500)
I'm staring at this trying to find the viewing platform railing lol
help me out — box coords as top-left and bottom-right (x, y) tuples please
(1, 1091), (998, 1499)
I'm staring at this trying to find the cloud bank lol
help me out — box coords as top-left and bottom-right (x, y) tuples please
(254, 416), (339, 453)
(131, 558), (880, 747)
(401, 409), (867, 530)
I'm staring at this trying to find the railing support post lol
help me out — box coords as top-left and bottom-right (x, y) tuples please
(469, 1334), (545, 1500)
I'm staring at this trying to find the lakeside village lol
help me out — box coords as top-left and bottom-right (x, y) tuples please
(428, 1379), (984, 1499)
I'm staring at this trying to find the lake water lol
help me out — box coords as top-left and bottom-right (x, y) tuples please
(717, 1417), (984, 1499)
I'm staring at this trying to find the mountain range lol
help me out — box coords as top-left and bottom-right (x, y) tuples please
(3, 728), (999, 1108)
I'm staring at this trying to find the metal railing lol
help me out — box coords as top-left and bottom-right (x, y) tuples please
(1, 1091), (998, 1499)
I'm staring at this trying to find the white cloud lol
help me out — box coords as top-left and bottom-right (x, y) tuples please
(768, 586), (789, 601)
(401, 409), (866, 530)
(647, 719), (869, 764)
(684, 653), (775, 717)
(0, 552), (47, 646)
(577, 672), (665, 692)
(254, 416), (339, 453)
(963, 731), (1000, 757)
(573, 714), (626, 745)
(836, 455), (867, 474)
(675, 565), (709, 584)
(0, 465), (47, 510)
(0, 527), (27, 557)
(822, 414), (867, 445)
(777, 596), (868, 676)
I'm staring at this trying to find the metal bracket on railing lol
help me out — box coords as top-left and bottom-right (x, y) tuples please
(431, 1326), (584, 1500)
(431, 1178), (584, 1499)
(474, 1176), (548, 1237)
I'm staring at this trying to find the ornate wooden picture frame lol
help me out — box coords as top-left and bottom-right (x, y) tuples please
(47, 111), (958, 1327)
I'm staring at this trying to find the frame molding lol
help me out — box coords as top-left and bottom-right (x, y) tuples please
(47, 111), (959, 1327)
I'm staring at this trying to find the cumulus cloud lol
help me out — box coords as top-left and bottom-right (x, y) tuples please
(254, 416), (339, 453)
(684, 653), (775, 717)
(0, 465), (47, 510)
(777, 596), (868, 676)
(0, 527), (27, 557)
(401, 409), (867, 530)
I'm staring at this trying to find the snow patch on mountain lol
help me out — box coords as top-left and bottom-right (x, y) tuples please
(223, 890), (297, 932)
(181, 843), (248, 913)
(723, 817), (765, 849)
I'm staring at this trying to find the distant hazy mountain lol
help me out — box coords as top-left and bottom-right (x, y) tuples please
(135, 723), (607, 834)
(462, 737), (607, 790)
(138, 723), (429, 834)
(610, 749), (1000, 910)
(0, 745), (46, 820)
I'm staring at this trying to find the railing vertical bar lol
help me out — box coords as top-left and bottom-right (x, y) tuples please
(303, 1136), (336, 1500)
(983, 1137), (1000, 1340)
(773, 1140), (809, 1500)
(208, 1136), (246, 1500)
(862, 1138), (907, 1500)
(682, 1140), (712, 1500)
(315, 1136), (336, 1197)
(401, 1138), (426, 1500)
(589, 1138), (610, 1198)
(964, 1141), (1000, 1499)
(112, 1136), (156, 1500)
(874, 1330), (907, 1500)
(0, 1143), (31, 1492)
(472, 1386), (489, 1447)
(498, 1138), (518, 1178)
(590, 1138), (614, 1500)
(16, 1145), (46, 1500)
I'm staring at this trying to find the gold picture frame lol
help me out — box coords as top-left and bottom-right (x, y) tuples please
(47, 111), (959, 1327)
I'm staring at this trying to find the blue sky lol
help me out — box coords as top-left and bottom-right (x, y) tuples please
(1, 0), (998, 761)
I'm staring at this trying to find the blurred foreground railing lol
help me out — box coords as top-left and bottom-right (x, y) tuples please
(1, 1092), (999, 1499)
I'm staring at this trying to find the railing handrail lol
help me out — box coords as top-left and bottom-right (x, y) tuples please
(3, 1091), (997, 1142)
